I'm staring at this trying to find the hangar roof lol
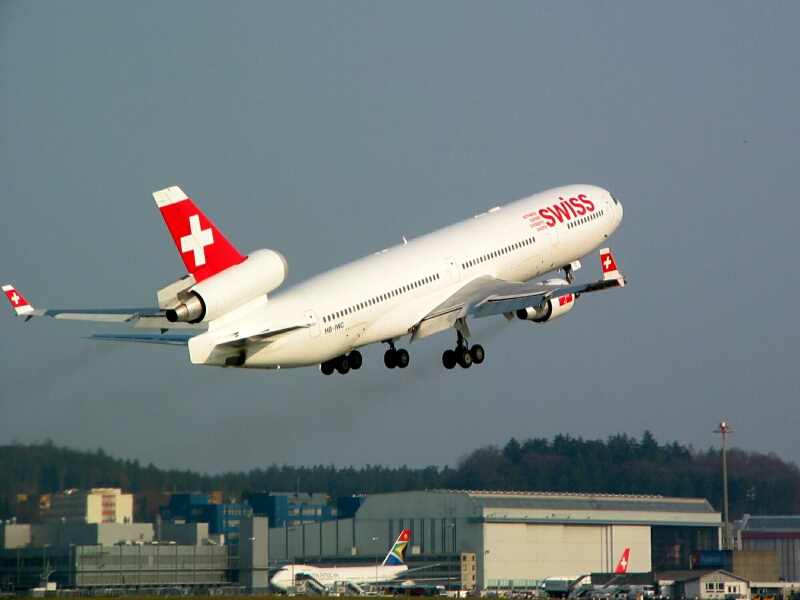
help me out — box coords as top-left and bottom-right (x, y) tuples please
(465, 491), (715, 513)
(741, 515), (800, 531)
(355, 490), (719, 527)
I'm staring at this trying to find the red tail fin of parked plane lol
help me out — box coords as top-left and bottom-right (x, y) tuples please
(153, 186), (245, 282)
(614, 548), (630, 574)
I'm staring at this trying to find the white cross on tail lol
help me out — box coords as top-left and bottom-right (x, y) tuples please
(180, 215), (214, 266)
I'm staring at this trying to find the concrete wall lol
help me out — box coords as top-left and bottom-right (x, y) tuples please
(239, 517), (270, 592)
(161, 522), (209, 545)
(0, 524), (31, 549)
(29, 523), (153, 547)
(733, 550), (779, 582)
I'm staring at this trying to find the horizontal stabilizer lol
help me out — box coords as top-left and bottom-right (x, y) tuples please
(87, 333), (194, 345)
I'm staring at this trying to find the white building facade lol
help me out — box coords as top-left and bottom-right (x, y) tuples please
(49, 488), (134, 524)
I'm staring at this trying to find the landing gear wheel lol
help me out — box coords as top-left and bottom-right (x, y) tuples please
(348, 350), (363, 370)
(458, 349), (473, 369)
(396, 348), (410, 369)
(470, 344), (485, 364)
(321, 361), (335, 375)
(336, 356), (351, 374)
(442, 349), (457, 369)
(384, 349), (397, 369)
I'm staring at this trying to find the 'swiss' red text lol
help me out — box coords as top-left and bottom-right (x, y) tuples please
(538, 194), (595, 227)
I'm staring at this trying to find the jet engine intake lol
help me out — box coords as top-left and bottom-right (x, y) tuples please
(166, 249), (288, 323)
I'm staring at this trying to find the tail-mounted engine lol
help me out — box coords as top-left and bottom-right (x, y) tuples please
(516, 278), (576, 323)
(165, 249), (288, 323)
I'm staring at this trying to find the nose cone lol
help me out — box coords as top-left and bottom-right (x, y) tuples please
(610, 193), (623, 226)
(270, 572), (288, 591)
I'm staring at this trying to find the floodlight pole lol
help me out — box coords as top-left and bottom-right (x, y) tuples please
(714, 421), (734, 550)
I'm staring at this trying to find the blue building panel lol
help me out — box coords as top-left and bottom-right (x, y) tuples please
(242, 492), (338, 527)
(158, 493), (251, 542)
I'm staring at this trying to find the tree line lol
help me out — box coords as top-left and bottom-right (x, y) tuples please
(2, 432), (798, 521)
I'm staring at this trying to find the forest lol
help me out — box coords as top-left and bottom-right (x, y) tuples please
(2, 432), (798, 521)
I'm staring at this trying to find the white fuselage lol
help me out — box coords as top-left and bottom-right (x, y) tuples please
(270, 563), (408, 591)
(192, 184), (623, 368)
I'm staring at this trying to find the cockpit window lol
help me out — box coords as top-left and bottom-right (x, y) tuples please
(611, 194), (620, 204)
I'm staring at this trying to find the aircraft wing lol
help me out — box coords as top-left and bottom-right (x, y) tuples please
(410, 248), (624, 341)
(3, 285), (205, 333)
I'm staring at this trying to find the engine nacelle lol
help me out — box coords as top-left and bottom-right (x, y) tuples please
(516, 279), (576, 323)
(166, 249), (288, 323)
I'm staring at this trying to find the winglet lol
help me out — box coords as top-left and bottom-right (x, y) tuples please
(599, 248), (625, 288)
(382, 529), (411, 566)
(153, 186), (246, 283)
(614, 548), (630, 574)
(3, 285), (35, 316)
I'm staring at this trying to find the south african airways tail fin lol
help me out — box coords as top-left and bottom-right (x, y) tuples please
(382, 529), (411, 566)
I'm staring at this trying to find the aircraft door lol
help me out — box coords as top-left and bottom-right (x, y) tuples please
(605, 195), (616, 222)
(446, 257), (460, 283)
(304, 309), (320, 338)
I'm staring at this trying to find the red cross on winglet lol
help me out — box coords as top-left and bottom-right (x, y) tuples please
(2, 285), (35, 315)
(599, 248), (624, 287)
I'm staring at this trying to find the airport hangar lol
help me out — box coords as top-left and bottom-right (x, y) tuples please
(269, 490), (721, 591)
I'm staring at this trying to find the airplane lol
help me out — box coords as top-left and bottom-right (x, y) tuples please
(270, 529), (411, 591)
(3, 183), (625, 373)
(565, 548), (632, 600)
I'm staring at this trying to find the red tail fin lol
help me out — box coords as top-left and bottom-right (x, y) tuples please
(153, 186), (245, 282)
(614, 548), (630, 574)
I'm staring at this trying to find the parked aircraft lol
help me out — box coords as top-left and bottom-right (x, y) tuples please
(566, 548), (632, 600)
(270, 529), (411, 591)
(4, 184), (624, 373)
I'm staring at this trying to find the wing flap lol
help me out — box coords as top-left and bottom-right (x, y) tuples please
(473, 277), (624, 319)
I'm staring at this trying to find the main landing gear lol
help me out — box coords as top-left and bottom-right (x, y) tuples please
(320, 350), (363, 375)
(563, 259), (581, 282)
(383, 341), (410, 369)
(442, 330), (484, 370)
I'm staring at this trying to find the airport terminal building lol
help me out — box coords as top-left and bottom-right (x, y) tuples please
(269, 490), (722, 591)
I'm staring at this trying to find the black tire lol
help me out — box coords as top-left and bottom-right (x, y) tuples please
(336, 356), (350, 374)
(396, 348), (410, 369)
(321, 361), (335, 375)
(384, 349), (397, 369)
(458, 349), (473, 369)
(349, 350), (363, 370)
(470, 344), (485, 364)
(442, 349), (457, 369)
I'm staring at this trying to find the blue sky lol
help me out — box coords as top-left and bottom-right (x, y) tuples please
(1, 2), (798, 475)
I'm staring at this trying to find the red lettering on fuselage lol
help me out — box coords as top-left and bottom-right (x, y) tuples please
(537, 194), (596, 228)
(551, 202), (572, 223)
(569, 196), (587, 216)
(539, 207), (556, 227)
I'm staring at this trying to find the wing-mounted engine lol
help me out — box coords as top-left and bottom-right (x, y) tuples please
(516, 278), (576, 323)
(164, 249), (288, 323)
